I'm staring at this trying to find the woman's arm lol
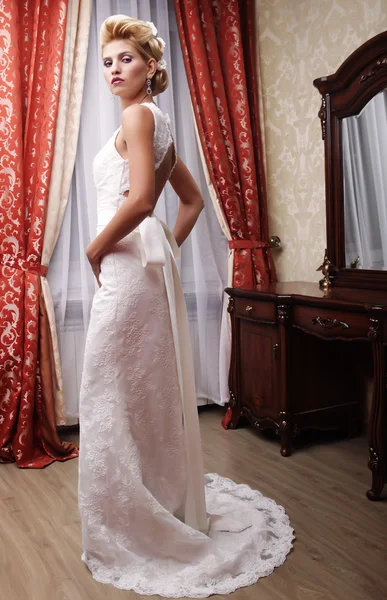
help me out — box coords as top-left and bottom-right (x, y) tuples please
(169, 157), (204, 247)
(86, 104), (156, 277)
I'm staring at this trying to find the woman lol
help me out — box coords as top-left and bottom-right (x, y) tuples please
(78, 15), (294, 597)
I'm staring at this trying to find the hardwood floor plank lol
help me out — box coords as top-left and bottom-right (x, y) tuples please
(1, 406), (386, 600)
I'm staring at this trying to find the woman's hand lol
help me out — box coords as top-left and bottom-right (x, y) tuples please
(86, 243), (102, 288)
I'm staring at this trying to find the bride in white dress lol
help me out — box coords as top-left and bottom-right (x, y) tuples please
(78, 15), (294, 597)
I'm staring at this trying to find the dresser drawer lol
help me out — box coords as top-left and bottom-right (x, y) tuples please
(293, 305), (372, 340)
(233, 297), (276, 324)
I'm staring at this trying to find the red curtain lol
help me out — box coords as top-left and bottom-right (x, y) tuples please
(174, 0), (276, 289)
(0, 0), (78, 467)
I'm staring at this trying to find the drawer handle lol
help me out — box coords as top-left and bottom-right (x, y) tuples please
(312, 316), (349, 329)
(245, 305), (253, 312)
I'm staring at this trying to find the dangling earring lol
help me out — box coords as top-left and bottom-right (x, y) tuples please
(146, 78), (152, 95)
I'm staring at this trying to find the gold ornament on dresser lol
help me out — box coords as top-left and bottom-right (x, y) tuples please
(316, 249), (338, 290)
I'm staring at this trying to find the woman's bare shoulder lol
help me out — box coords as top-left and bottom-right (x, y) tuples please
(121, 104), (155, 135)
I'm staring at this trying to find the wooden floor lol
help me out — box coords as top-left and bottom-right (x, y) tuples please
(1, 405), (386, 600)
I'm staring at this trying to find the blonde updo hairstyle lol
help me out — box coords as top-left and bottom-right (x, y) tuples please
(100, 15), (168, 96)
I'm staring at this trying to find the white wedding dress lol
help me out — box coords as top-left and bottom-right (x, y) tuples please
(78, 101), (294, 597)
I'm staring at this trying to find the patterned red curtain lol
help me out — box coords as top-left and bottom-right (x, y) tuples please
(174, 0), (276, 288)
(0, 0), (78, 467)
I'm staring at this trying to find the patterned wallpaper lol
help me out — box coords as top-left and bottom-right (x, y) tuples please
(256, 0), (387, 281)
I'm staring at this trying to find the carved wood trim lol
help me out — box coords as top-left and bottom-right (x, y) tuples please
(366, 334), (385, 499)
(360, 57), (387, 83)
(292, 323), (369, 343)
(368, 447), (380, 471)
(229, 390), (237, 408)
(279, 410), (290, 430)
(318, 95), (327, 140)
(277, 305), (289, 324)
(367, 318), (380, 340)
(239, 405), (280, 431)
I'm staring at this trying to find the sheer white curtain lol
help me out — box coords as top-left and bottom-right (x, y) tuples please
(343, 88), (387, 270)
(48, 0), (229, 422)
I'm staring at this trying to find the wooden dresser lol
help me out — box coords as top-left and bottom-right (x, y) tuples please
(223, 32), (387, 500)
(226, 282), (386, 500)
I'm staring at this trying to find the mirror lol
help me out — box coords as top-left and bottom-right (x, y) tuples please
(314, 31), (387, 290)
(343, 89), (387, 270)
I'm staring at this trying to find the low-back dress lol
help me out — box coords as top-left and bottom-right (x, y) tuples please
(78, 101), (294, 598)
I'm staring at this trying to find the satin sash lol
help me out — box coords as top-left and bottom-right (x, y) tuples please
(138, 215), (209, 535)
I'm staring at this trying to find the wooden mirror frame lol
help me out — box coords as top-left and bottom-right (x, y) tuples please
(314, 31), (387, 290)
